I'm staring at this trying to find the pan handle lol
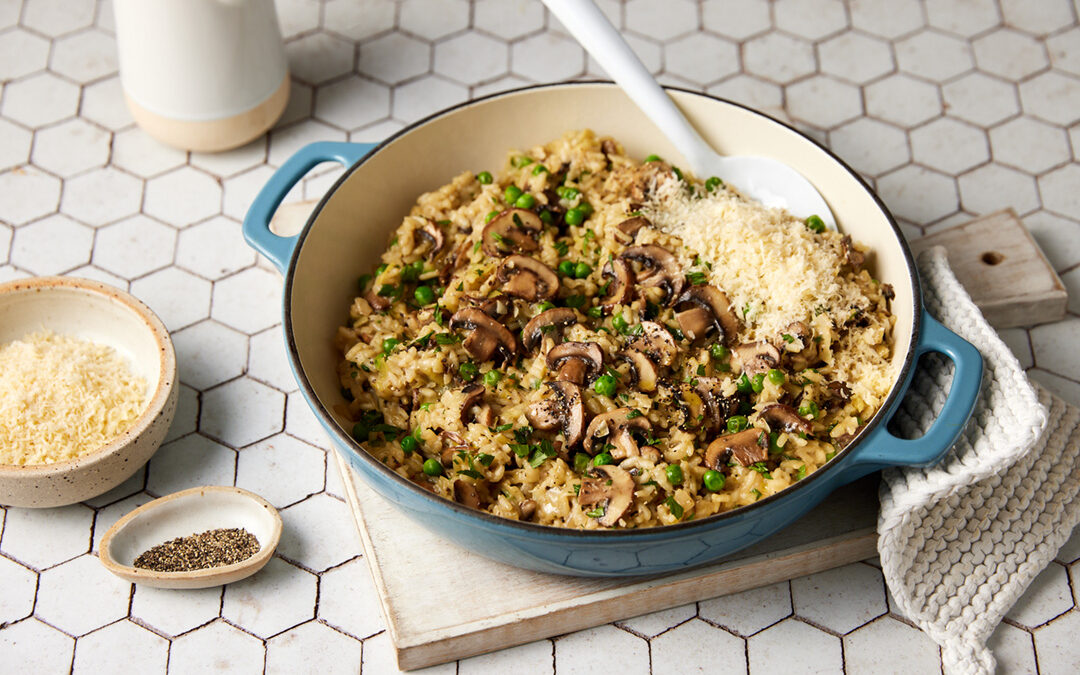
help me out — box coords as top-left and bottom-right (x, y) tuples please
(844, 311), (983, 471)
(243, 141), (376, 273)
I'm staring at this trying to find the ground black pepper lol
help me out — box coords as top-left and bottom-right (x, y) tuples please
(133, 528), (260, 572)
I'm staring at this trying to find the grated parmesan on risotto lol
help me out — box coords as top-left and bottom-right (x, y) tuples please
(0, 331), (148, 466)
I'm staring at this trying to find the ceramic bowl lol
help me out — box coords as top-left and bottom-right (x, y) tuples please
(0, 276), (178, 508)
(99, 486), (282, 589)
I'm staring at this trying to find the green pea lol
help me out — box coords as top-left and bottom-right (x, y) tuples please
(537, 300), (555, 312)
(483, 370), (501, 387)
(798, 401), (820, 419)
(459, 362), (479, 382)
(587, 306), (604, 318)
(592, 452), (614, 466)
(400, 435), (418, 454)
(414, 285), (436, 305)
(539, 209), (554, 224)
(558, 260), (576, 277)
(644, 154), (662, 163)
(514, 193), (536, 209)
(726, 415), (748, 433)
(574, 262), (593, 278)
(710, 343), (729, 360)
(705, 176), (723, 192)
(767, 368), (785, 385)
(512, 155), (533, 168)
(400, 260), (424, 282)
(593, 374), (617, 397)
(576, 202), (593, 216)
(532, 164), (548, 175)
(556, 186), (580, 200)
(612, 313), (628, 332)
(573, 453), (590, 473)
(382, 338), (400, 355)
(736, 373), (753, 393)
(485, 210), (499, 223)
(476, 171), (493, 184)
(751, 373), (765, 393)
(422, 458), (443, 476)
(504, 185), (523, 203)
(805, 214), (826, 233)
(564, 207), (585, 226)
(665, 464), (684, 486)
(703, 470), (725, 491)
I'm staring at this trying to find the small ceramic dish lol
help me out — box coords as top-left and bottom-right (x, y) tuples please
(99, 485), (283, 589)
(0, 276), (178, 508)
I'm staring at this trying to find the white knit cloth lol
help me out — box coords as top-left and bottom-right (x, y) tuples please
(878, 247), (1080, 675)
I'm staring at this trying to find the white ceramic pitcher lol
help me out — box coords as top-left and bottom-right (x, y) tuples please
(113, 0), (290, 152)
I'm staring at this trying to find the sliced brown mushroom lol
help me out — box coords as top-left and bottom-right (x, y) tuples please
(759, 403), (813, 435)
(620, 349), (658, 392)
(578, 464), (635, 527)
(526, 398), (561, 430)
(459, 383), (486, 424)
(453, 479), (481, 509)
(629, 160), (675, 204)
(526, 381), (585, 448)
(583, 408), (652, 460)
(734, 341), (781, 376)
(518, 499), (537, 521)
(705, 429), (769, 469)
(628, 321), (678, 367)
(823, 381), (852, 407)
(482, 208), (543, 257)
(546, 341), (604, 385)
(417, 220), (445, 258)
(693, 377), (736, 433)
(841, 235), (865, 271)
(463, 294), (511, 319)
(449, 308), (518, 362)
(613, 216), (650, 244)
(601, 258), (634, 307)
(675, 286), (740, 344)
(440, 239), (473, 284)
(496, 255), (559, 302)
(521, 307), (578, 351)
(619, 245), (684, 305)
(781, 321), (819, 370)
(364, 288), (390, 312)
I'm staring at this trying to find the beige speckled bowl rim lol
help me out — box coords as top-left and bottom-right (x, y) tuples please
(0, 276), (176, 478)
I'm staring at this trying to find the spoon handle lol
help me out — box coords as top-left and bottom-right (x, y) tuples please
(543, 0), (712, 173)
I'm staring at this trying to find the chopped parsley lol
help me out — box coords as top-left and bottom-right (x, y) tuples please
(664, 496), (684, 519)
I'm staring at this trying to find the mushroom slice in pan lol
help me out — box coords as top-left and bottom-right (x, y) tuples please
(453, 479), (482, 509)
(694, 377), (736, 434)
(781, 321), (820, 370)
(518, 499), (537, 521)
(579, 464), (635, 527)
(675, 306), (713, 342)
(705, 429), (769, 469)
(627, 321), (678, 367)
(759, 403), (813, 435)
(620, 349), (658, 392)
(583, 407), (652, 460)
(364, 288), (391, 312)
(416, 220), (445, 258)
(546, 341), (604, 386)
(521, 307), (578, 352)
(734, 341), (781, 376)
(526, 381), (586, 448)
(496, 255), (559, 302)
(675, 285), (740, 344)
(449, 308), (518, 362)
(619, 245), (684, 305)
(600, 258), (634, 308)
(482, 209), (543, 257)
(526, 398), (561, 431)
(613, 216), (650, 244)
(459, 383), (486, 424)
(841, 235), (865, 271)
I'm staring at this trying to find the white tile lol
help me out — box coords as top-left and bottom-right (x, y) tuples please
(925, 0), (1000, 38)
(96, 0), (114, 33)
(997, 327), (1034, 369)
(143, 166), (222, 228)
(0, 28), (49, 80)
(72, 620), (169, 673)
(699, 581), (792, 637)
(1, 72), (79, 127)
(843, 616), (940, 674)
(1006, 561), (1074, 627)
(987, 621), (1038, 675)
(849, 0), (924, 39)
(0, 0), (16, 29)
(9, 214), (93, 275)
(285, 33), (355, 86)
(60, 167), (143, 227)
(990, 117), (1071, 174)
(210, 266), (283, 334)
(131, 584), (223, 637)
(324, 446), (348, 500)
(743, 32), (816, 85)
(895, 30), (975, 83)
(702, 0), (770, 39)
(277, 493), (360, 572)
(189, 137), (267, 178)
(313, 76), (391, 132)
(91, 492), (153, 551)
(828, 118), (910, 178)
(474, 0), (545, 41)
(146, 434), (237, 495)
(22, 0), (95, 36)
(164, 383), (200, 444)
(275, 0), (320, 40)
(625, 0), (697, 41)
(79, 76), (133, 131)
(31, 119), (110, 178)
(362, 630), (456, 675)
(876, 165), (959, 225)
(554, 624), (649, 675)
(0, 222), (10, 262)
(286, 390), (332, 448)
(958, 164), (1040, 216)
(706, 76), (783, 120)
(746, 618), (843, 674)
(616, 602), (696, 638)
(0, 555), (36, 624)
(511, 33), (585, 82)
(398, 0), (469, 41)
(93, 215), (177, 278)
(973, 29), (1049, 81)
(819, 32), (894, 85)
(0, 618), (74, 672)
(587, 33), (662, 79)
(277, 79), (314, 128)
(223, 165), (279, 221)
(773, 0), (848, 40)
(222, 557), (316, 638)
(0, 504), (92, 569)
(911, 118), (990, 175)
(944, 73), (1020, 127)
(266, 621), (363, 675)
(201, 377), (286, 448)
(237, 434), (325, 508)
(267, 119), (346, 167)
(65, 263), (127, 289)
(0, 166), (61, 225)
(48, 28), (118, 82)
(459, 638), (553, 674)
(0, 118), (31, 172)
(1039, 164), (1080, 223)
(434, 32), (509, 86)
(1000, 0), (1074, 37)
(1033, 609), (1080, 675)
(1047, 28), (1080, 77)
(791, 563), (887, 634)
(323, 0), (396, 42)
(169, 620), (265, 675)
(129, 267), (212, 331)
(786, 75), (862, 130)
(350, 119), (406, 145)
(651, 618), (746, 675)
(317, 557), (385, 639)
(664, 34), (739, 87)
(865, 74), (943, 127)
(110, 127), (187, 178)
(247, 328), (296, 392)
(35, 554), (131, 635)
(302, 164), (345, 201)
(175, 215), (256, 280)
(1028, 368), (1080, 408)
(171, 320), (249, 391)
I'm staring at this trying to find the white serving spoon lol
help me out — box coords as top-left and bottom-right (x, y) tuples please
(543, 0), (837, 228)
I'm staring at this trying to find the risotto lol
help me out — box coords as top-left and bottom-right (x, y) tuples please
(334, 131), (895, 529)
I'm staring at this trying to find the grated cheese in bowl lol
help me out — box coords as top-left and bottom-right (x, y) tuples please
(0, 330), (148, 466)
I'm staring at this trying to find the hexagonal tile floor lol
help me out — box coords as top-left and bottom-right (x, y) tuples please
(2, 1), (1080, 672)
